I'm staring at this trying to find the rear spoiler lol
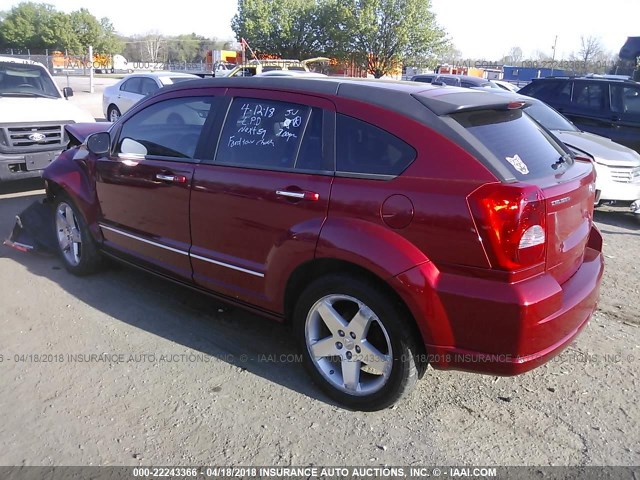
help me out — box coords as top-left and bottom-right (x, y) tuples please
(413, 90), (530, 116)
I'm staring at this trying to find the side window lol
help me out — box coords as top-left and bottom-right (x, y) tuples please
(522, 80), (563, 103)
(336, 114), (416, 176)
(140, 78), (159, 96)
(572, 82), (604, 112)
(216, 98), (309, 169)
(296, 109), (328, 171)
(555, 82), (572, 104)
(611, 84), (640, 118)
(116, 96), (215, 159)
(120, 78), (141, 94)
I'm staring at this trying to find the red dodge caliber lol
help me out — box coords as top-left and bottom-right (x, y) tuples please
(43, 77), (604, 410)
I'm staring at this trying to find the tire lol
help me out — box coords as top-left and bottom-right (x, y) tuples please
(293, 274), (422, 411)
(53, 194), (102, 275)
(107, 105), (121, 122)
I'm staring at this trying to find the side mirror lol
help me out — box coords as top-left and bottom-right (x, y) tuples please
(86, 132), (111, 156)
(62, 87), (74, 99)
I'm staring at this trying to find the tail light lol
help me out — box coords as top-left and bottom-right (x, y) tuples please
(468, 183), (546, 270)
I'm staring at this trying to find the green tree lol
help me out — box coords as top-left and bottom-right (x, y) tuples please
(232, 0), (327, 58)
(0, 2), (59, 50)
(166, 33), (208, 63)
(341, 0), (450, 77)
(97, 17), (123, 54)
(69, 8), (102, 54)
(232, 0), (449, 77)
(0, 3), (122, 54)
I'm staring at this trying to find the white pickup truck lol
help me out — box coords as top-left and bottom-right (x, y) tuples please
(0, 56), (94, 182)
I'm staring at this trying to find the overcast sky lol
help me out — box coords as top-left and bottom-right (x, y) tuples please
(3, 0), (638, 60)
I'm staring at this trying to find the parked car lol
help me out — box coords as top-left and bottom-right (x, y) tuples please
(213, 61), (235, 77)
(102, 72), (199, 122)
(225, 58), (330, 77)
(518, 76), (640, 153)
(255, 70), (328, 78)
(411, 74), (500, 90)
(44, 77), (604, 410)
(0, 56), (94, 182)
(410, 73), (437, 84)
(492, 79), (520, 92)
(522, 96), (640, 212)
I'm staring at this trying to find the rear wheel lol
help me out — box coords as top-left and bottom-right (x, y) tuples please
(54, 195), (102, 275)
(107, 105), (121, 122)
(294, 274), (421, 410)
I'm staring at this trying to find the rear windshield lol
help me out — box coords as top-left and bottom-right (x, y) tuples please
(452, 109), (571, 180)
(168, 77), (196, 84)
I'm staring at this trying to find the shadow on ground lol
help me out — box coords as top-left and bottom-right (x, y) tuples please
(0, 191), (337, 408)
(594, 208), (639, 235)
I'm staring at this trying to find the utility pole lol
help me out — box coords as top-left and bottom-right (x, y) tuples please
(89, 45), (95, 93)
(551, 35), (558, 75)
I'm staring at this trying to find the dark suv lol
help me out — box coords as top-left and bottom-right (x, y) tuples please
(43, 78), (604, 410)
(519, 76), (640, 153)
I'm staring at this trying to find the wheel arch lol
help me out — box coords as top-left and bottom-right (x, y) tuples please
(283, 257), (428, 369)
(44, 155), (103, 242)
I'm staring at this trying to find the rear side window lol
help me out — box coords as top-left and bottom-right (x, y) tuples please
(139, 78), (159, 96)
(452, 109), (570, 180)
(336, 114), (416, 176)
(611, 84), (640, 118)
(572, 82), (605, 112)
(216, 98), (310, 169)
(121, 77), (141, 94)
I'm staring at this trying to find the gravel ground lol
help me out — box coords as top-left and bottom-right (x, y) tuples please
(0, 179), (638, 467)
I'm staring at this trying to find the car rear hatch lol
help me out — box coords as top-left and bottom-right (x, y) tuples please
(417, 91), (597, 280)
(541, 160), (595, 283)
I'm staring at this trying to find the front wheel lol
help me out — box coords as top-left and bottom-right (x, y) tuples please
(294, 274), (422, 410)
(54, 195), (102, 275)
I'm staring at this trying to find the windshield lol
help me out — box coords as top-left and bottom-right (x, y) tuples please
(524, 101), (578, 132)
(0, 61), (60, 97)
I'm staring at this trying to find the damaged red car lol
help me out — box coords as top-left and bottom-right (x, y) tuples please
(40, 77), (604, 410)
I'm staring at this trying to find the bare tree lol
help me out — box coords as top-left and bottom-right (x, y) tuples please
(508, 46), (523, 64)
(141, 32), (166, 63)
(578, 35), (604, 70)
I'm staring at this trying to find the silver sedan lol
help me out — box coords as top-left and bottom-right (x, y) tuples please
(102, 72), (199, 122)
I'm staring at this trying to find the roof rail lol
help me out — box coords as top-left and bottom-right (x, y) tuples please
(581, 73), (635, 82)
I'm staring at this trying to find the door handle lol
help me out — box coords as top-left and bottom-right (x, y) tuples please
(276, 189), (320, 201)
(155, 173), (188, 184)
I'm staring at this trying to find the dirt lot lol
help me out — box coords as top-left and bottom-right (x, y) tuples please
(0, 179), (638, 467)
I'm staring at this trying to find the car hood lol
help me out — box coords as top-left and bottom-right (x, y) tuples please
(554, 130), (640, 167)
(0, 97), (95, 123)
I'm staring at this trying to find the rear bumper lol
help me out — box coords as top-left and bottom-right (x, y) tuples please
(393, 226), (604, 376)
